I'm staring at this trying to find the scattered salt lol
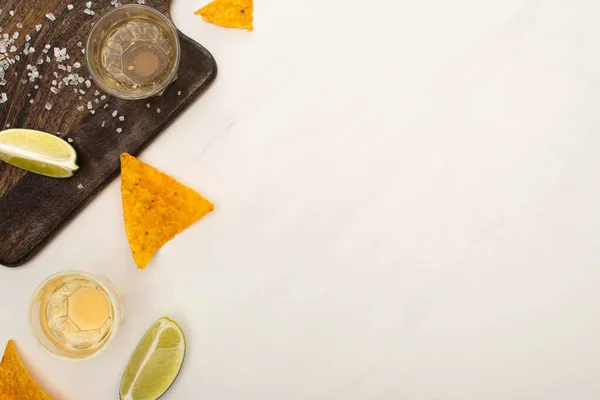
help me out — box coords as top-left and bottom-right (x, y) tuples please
(79, 89), (85, 95)
(90, 110), (95, 114)
(116, 127), (122, 133)
(119, 116), (124, 121)
(103, 103), (109, 109)
(84, 9), (94, 15)
(77, 105), (84, 111)
(45, 102), (52, 110)
(67, 4), (74, 10)
(100, 95), (106, 100)
(36, 24), (42, 32)
(46, 13), (56, 21)
(77, 42), (82, 48)
(50, 87), (59, 94)
(87, 101), (92, 109)
(29, 99), (34, 104)
(85, 79), (91, 88)
(51, 80), (57, 85)
(16, 23), (23, 29)
(5, 124), (10, 128)
(0, 93), (7, 103)
(25, 34), (31, 42)
(12, 32), (18, 40)
(77, 184), (83, 190)
(112, 110), (118, 117)
(73, 62), (81, 69)
(177, 91), (181, 96)
(94, 90), (100, 96)
(146, 103), (150, 108)
(86, 1), (92, 8)
(68, 138), (74, 143)
(34, 85), (39, 89)
(9, 11), (14, 17)
(101, 120), (105, 127)
(156, 108), (161, 113)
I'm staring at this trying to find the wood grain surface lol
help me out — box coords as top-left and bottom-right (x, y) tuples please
(0, 0), (217, 266)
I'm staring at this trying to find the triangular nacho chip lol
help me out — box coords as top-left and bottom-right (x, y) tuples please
(0, 340), (53, 400)
(120, 153), (214, 270)
(194, 0), (253, 31)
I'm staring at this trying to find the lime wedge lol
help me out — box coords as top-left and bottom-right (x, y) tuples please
(120, 317), (186, 400)
(0, 128), (79, 178)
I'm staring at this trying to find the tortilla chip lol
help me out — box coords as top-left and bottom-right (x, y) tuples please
(120, 153), (214, 270)
(0, 340), (52, 400)
(194, 0), (253, 31)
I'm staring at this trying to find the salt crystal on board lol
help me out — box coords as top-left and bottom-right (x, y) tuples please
(46, 13), (56, 21)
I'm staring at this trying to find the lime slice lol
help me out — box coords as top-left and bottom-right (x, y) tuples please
(120, 317), (186, 400)
(0, 128), (79, 178)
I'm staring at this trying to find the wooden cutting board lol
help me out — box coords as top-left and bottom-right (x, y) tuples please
(0, 0), (217, 266)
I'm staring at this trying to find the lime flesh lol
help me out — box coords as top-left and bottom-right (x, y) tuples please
(120, 317), (186, 400)
(0, 128), (78, 178)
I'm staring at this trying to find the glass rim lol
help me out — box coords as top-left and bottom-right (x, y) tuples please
(29, 270), (122, 361)
(85, 4), (181, 100)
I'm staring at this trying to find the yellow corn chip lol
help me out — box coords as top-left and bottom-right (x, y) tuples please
(194, 0), (253, 31)
(0, 340), (53, 400)
(120, 153), (214, 270)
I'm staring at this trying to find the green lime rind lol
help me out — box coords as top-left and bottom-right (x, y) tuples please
(0, 128), (79, 178)
(120, 317), (186, 400)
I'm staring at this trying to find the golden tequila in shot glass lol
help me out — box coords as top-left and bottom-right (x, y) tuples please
(29, 271), (123, 360)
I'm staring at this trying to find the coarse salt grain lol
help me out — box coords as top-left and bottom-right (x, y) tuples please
(9, 11), (14, 17)
(119, 116), (124, 121)
(46, 13), (56, 21)
(84, 9), (94, 15)
(67, 4), (74, 10)
(79, 89), (86, 95)
(112, 110), (118, 117)
(86, 1), (92, 8)
(77, 184), (83, 189)
(85, 80), (91, 88)
(77, 105), (84, 111)
(100, 95), (106, 100)
(29, 99), (34, 103)
(12, 32), (18, 40)
(45, 102), (52, 110)
(90, 110), (95, 114)
(146, 103), (150, 108)
(101, 121), (105, 127)
(50, 87), (59, 94)
(73, 62), (81, 69)
(0, 93), (7, 103)
(68, 138), (74, 143)
(87, 101), (92, 109)
(36, 24), (42, 31)
(94, 90), (100, 96)
(178, 91), (181, 95)
(103, 103), (109, 109)
(25, 34), (31, 42)
(116, 128), (122, 133)
(156, 108), (161, 113)
(16, 23), (23, 28)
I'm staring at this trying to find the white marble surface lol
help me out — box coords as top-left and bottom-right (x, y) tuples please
(3, 0), (600, 398)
